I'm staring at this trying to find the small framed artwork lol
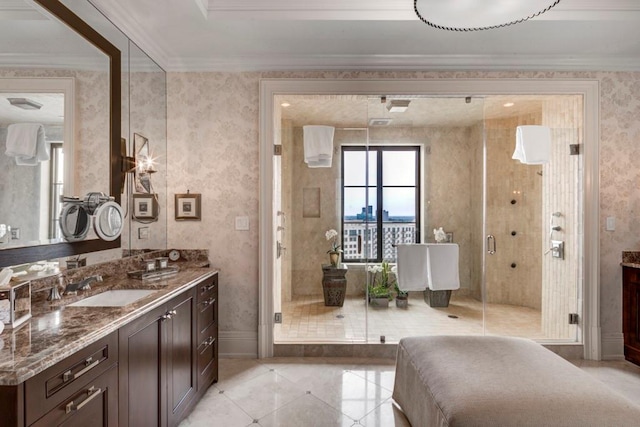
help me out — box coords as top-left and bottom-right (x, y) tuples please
(445, 232), (454, 243)
(175, 193), (201, 220)
(132, 193), (158, 220)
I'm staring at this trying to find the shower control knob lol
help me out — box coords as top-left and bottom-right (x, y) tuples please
(511, 231), (517, 236)
(511, 263), (517, 268)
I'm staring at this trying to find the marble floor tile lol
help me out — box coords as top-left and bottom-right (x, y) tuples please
(222, 371), (306, 420)
(178, 386), (253, 427)
(258, 394), (356, 427)
(181, 358), (640, 426)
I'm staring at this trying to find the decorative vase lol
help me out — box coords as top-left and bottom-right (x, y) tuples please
(329, 251), (340, 267)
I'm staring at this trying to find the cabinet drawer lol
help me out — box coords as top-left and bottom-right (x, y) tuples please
(25, 331), (118, 426)
(198, 294), (216, 336)
(197, 323), (217, 391)
(31, 364), (118, 427)
(197, 275), (217, 303)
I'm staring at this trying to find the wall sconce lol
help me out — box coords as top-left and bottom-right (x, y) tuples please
(121, 133), (156, 194)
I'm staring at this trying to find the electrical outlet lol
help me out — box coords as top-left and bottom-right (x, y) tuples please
(138, 227), (150, 239)
(274, 312), (282, 323)
(235, 216), (249, 230)
(10, 227), (19, 240)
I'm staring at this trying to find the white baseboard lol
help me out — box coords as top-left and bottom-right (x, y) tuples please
(601, 333), (624, 360)
(219, 330), (258, 358)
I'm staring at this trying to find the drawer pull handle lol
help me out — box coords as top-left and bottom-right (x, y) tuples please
(65, 386), (102, 414)
(200, 337), (215, 354)
(201, 284), (215, 293)
(201, 297), (215, 308)
(63, 357), (100, 382)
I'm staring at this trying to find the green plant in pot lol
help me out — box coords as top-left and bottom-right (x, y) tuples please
(367, 261), (396, 307)
(394, 282), (409, 308)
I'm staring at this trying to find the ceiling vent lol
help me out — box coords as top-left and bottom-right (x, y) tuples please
(7, 98), (42, 110)
(368, 118), (393, 126)
(387, 100), (410, 113)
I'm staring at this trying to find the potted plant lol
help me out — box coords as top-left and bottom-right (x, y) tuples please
(395, 282), (409, 308)
(367, 261), (396, 307)
(325, 229), (343, 266)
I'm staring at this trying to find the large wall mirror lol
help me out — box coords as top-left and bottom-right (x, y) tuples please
(0, 0), (121, 267)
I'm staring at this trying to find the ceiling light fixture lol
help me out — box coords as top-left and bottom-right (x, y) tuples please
(387, 100), (411, 113)
(7, 97), (43, 110)
(503, 102), (515, 107)
(281, 102), (291, 107)
(413, 0), (562, 31)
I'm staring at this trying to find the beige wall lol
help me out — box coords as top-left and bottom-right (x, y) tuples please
(166, 70), (640, 357)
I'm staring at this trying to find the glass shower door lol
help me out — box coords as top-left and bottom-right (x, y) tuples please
(482, 95), (583, 342)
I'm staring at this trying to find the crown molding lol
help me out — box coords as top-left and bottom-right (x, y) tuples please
(164, 53), (640, 72)
(0, 53), (109, 71)
(205, 0), (640, 20)
(88, 0), (170, 70)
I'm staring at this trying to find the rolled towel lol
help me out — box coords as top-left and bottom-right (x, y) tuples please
(512, 125), (551, 165)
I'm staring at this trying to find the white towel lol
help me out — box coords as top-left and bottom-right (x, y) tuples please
(426, 243), (460, 291)
(303, 125), (334, 167)
(396, 244), (429, 291)
(5, 123), (48, 165)
(512, 125), (551, 165)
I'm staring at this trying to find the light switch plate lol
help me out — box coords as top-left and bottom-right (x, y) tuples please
(605, 216), (615, 231)
(235, 216), (249, 231)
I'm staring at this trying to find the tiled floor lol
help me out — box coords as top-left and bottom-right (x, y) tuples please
(275, 293), (549, 344)
(179, 357), (640, 427)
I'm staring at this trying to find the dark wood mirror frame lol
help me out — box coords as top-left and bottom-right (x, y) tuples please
(0, 0), (121, 268)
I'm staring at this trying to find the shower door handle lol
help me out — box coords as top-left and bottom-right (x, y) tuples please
(486, 235), (496, 255)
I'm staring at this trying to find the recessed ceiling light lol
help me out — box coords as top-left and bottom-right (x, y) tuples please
(281, 102), (291, 107)
(503, 102), (515, 108)
(7, 97), (43, 110)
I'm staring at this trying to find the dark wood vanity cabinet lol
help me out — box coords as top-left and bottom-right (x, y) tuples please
(0, 272), (218, 427)
(119, 287), (197, 427)
(196, 273), (219, 391)
(623, 266), (640, 365)
(0, 331), (120, 427)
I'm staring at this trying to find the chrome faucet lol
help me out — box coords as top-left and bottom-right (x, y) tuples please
(78, 275), (103, 291)
(64, 275), (103, 295)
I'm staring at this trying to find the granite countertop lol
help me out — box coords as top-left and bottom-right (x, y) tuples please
(621, 251), (640, 269)
(0, 266), (217, 386)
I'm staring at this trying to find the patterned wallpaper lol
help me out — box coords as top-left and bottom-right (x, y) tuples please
(166, 70), (638, 353)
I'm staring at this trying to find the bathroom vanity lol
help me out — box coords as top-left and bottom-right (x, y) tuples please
(623, 263), (640, 366)
(0, 268), (218, 427)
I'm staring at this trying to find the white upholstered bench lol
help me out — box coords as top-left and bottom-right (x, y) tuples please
(393, 336), (640, 427)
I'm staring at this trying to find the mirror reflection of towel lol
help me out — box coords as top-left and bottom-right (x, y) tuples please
(5, 123), (49, 165)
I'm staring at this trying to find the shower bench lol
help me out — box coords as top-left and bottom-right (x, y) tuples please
(393, 336), (640, 427)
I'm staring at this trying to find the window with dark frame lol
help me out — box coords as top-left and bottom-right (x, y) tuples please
(341, 146), (420, 263)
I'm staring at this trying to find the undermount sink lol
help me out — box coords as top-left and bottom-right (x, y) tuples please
(68, 289), (156, 307)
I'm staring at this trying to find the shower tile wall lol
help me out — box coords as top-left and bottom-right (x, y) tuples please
(541, 96), (583, 339)
(484, 113), (543, 310)
(285, 126), (478, 297)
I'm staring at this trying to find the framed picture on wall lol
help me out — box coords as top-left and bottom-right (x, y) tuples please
(175, 193), (201, 220)
(132, 193), (158, 221)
